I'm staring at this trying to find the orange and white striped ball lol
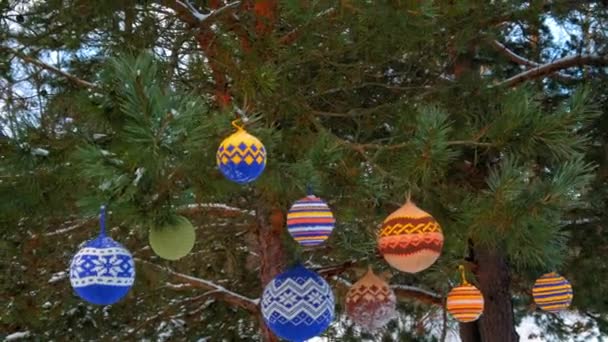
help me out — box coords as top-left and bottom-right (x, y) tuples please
(378, 200), (444, 273)
(532, 272), (573, 312)
(446, 284), (484, 322)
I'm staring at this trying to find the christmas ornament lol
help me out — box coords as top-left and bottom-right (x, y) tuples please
(69, 206), (135, 305)
(345, 267), (396, 331)
(261, 264), (334, 341)
(286, 191), (335, 247)
(216, 120), (266, 184)
(446, 265), (484, 322)
(378, 198), (444, 273)
(149, 215), (195, 260)
(532, 272), (573, 312)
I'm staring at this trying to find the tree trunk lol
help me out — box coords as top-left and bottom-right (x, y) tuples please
(460, 247), (519, 342)
(255, 203), (286, 342)
(459, 321), (481, 342)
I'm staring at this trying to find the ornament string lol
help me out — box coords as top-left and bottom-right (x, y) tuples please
(405, 190), (412, 203)
(459, 265), (469, 286)
(231, 119), (245, 131)
(99, 205), (107, 238)
(306, 183), (314, 196)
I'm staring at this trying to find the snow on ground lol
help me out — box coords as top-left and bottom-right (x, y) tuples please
(307, 311), (604, 342)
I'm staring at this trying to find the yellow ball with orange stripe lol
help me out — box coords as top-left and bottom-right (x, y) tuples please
(378, 199), (444, 273)
(446, 284), (484, 322)
(532, 272), (573, 312)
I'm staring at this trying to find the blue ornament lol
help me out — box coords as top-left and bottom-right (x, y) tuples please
(261, 264), (334, 341)
(69, 206), (135, 305)
(216, 122), (266, 184)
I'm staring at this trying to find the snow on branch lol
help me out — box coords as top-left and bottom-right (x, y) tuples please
(179, 203), (254, 216)
(494, 51), (608, 88)
(163, 0), (240, 27)
(44, 218), (94, 237)
(5, 331), (31, 341)
(136, 258), (259, 313)
(41, 203), (250, 238)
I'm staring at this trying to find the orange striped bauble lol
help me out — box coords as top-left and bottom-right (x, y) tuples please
(446, 284), (484, 322)
(532, 272), (573, 312)
(378, 199), (444, 273)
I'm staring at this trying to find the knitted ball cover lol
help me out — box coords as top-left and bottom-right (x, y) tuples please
(261, 265), (334, 341)
(287, 195), (336, 247)
(69, 236), (135, 305)
(532, 272), (573, 312)
(346, 268), (396, 331)
(216, 129), (266, 184)
(149, 215), (195, 261)
(378, 200), (444, 273)
(446, 284), (485, 322)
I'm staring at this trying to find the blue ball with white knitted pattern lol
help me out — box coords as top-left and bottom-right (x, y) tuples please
(69, 207), (135, 305)
(261, 264), (334, 341)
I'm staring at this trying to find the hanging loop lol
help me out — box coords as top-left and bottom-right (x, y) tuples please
(459, 264), (469, 285)
(405, 190), (412, 203)
(231, 119), (245, 131)
(306, 183), (314, 196)
(99, 205), (107, 237)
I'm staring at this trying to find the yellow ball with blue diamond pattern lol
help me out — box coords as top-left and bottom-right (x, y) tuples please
(216, 124), (266, 184)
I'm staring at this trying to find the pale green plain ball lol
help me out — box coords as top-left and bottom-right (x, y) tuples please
(149, 215), (195, 260)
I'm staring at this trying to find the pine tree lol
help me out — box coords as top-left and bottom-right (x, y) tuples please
(2, 1), (608, 341)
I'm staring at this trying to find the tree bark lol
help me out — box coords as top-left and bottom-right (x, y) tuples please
(254, 204), (286, 342)
(460, 247), (519, 342)
(459, 321), (481, 342)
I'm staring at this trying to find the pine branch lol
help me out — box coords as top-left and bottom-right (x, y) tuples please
(315, 259), (443, 306)
(41, 203), (252, 238)
(279, 7), (337, 45)
(495, 53), (608, 88)
(162, 0), (240, 108)
(316, 259), (360, 277)
(1, 47), (99, 89)
(490, 40), (578, 83)
(136, 258), (259, 313)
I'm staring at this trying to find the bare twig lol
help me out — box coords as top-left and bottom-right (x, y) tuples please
(494, 53), (608, 88)
(490, 40), (578, 83)
(136, 258), (259, 313)
(2, 47), (99, 89)
(392, 284), (443, 306)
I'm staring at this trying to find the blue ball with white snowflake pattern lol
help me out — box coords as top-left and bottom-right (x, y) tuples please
(69, 235), (135, 305)
(261, 264), (334, 341)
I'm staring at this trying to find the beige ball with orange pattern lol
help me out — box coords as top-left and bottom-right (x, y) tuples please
(378, 199), (444, 273)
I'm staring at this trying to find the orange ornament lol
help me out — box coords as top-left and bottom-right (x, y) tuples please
(446, 266), (484, 323)
(378, 199), (444, 273)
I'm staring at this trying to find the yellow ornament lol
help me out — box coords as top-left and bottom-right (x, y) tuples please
(216, 120), (266, 184)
